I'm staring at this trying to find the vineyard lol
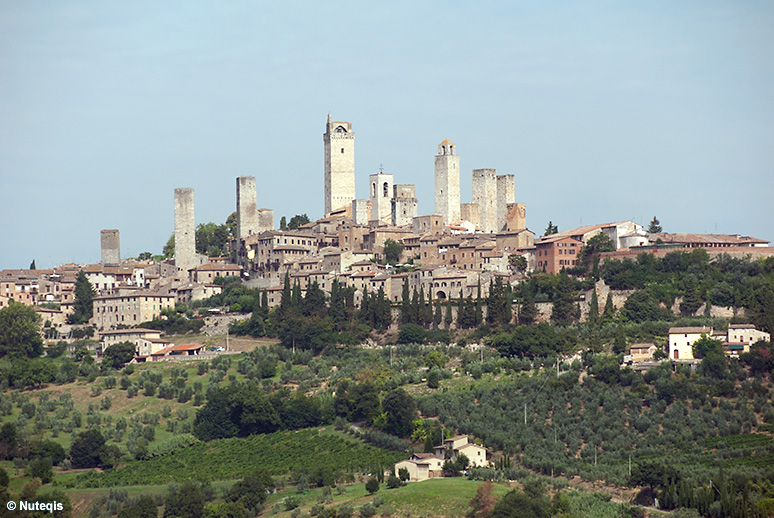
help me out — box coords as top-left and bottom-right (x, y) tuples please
(71, 428), (405, 488)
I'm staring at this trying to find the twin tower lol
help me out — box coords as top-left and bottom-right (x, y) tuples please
(324, 114), (525, 232)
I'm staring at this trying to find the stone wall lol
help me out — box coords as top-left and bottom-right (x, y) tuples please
(505, 203), (526, 231)
(460, 202), (480, 227)
(257, 208), (274, 232)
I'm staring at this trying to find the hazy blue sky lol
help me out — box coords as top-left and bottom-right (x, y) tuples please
(1, 1), (772, 269)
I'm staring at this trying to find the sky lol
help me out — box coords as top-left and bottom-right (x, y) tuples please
(1, 1), (772, 269)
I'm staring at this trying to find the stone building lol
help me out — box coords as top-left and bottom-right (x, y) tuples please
(434, 139), (460, 225)
(472, 169), (497, 233)
(324, 113), (355, 215)
(391, 184), (417, 226)
(369, 172), (393, 224)
(351, 199), (371, 225)
(92, 292), (175, 330)
(100, 229), (120, 267)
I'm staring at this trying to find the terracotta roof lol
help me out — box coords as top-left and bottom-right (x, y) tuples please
(653, 233), (769, 246)
(728, 323), (757, 329)
(669, 326), (712, 334)
(192, 263), (242, 272)
(151, 343), (205, 355)
(100, 328), (160, 336)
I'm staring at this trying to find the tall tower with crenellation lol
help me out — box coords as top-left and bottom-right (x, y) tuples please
(434, 139), (460, 225)
(324, 113), (355, 215)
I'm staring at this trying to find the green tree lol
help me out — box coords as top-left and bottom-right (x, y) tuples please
(680, 277), (703, 316)
(288, 214), (310, 230)
(0, 300), (44, 358)
(544, 221), (558, 236)
(647, 216), (663, 234)
(519, 283), (537, 325)
(603, 292), (615, 322)
(29, 259), (36, 270)
(164, 481), (205, 518)
(551, 271), (578, 325)
(365, 477), (380, 495)
(383, 239), (405, 264)
(579, 233), (615, 272)
(279, 216), (288, 231)
(508, 254), (528, 274)
(69, 270), (94, 325)
(118, 495), (157, 518)
(486, 278), (508, 326)
(381, 388), (417, 437)
(27, 457), (53, 484)
(588, 289), (599, 327)
(70, 429), (108, 469)
(163, 234), (175, 258)
(692, 335), (723, 359)
(103, 342), (136, 369)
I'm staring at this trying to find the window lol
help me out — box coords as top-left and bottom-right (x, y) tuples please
(341, 148), (344, 153)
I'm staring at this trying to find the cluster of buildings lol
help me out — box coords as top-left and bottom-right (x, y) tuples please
(2, 114), (773, 353)
(393, 435), (489, 482)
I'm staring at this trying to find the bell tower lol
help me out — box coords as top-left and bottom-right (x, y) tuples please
(324, 113), (355, 215)
(434, 139), (460, 225)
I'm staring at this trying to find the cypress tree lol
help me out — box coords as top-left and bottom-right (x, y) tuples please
(433, 300), (442, 328)
(400, 280), (411, 324)
(445, 298), (453, 328)
(418, 287), (426, 327)
(291, 280), (302, 311)
(70, 270), (94, 325)
(279, 271), (292, 316)
(603, 292), (615, 322)
(588, 289), (599, 327)
(519, 283), (537, 325)
(474, 280), (483, 326)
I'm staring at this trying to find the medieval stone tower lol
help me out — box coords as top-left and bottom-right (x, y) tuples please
(496, 174), (515, 231)
(369, 172), (394, 225)
(236, 176), (259, 240)
(100, 229), (120, 267)
(174, 188), (196, 277)
(392, 184), (418, 226)
(472, 169), (498, 233)
(434, 139), (460, 225)
(324, 113), (355, 215)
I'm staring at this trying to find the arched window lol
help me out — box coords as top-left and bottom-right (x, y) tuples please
(372, 183), (376, 197)
(335, 126), (347, 133)
(383, 182), (389, 197)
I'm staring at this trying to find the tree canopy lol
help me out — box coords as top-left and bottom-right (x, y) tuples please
(0, 300), (43, 358)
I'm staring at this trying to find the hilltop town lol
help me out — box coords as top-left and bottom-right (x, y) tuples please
(2, 114), (772, 357)
(2, 115), (774, 518)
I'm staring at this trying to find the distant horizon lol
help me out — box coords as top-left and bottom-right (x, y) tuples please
(2, 2), (772, 269)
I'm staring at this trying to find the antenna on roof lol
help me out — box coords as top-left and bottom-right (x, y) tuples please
(379, 163), (384, 173)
